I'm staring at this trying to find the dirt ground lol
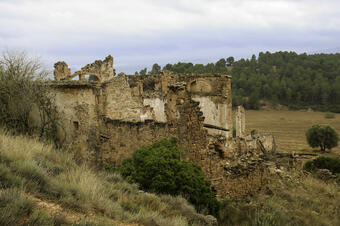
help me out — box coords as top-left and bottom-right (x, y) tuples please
(243, 110), (340, 155)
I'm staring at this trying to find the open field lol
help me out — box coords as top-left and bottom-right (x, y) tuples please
(244, 110), (340, 155)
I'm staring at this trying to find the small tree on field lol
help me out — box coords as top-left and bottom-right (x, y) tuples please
(306, 124), (339, 152)
(118, 138), (220, 216)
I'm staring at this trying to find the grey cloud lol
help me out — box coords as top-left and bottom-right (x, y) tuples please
(34, 25), (340, 74)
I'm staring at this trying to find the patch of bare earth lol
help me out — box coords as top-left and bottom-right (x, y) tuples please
(28, 195), (83, 223)
(28, 194), (140, 225)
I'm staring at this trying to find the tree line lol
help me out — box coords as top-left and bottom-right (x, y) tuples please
(138, 51), (340, 112)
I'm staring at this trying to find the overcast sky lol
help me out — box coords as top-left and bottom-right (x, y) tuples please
(1, 0), (340, 74)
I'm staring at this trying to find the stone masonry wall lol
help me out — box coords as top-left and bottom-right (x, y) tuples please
(98, 119), (168, 165)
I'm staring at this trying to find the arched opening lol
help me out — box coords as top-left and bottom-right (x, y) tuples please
(188, 79), (212, 93)
(88, 74), (100, 82)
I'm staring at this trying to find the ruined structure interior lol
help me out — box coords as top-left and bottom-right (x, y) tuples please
(51, 56), (275, 198)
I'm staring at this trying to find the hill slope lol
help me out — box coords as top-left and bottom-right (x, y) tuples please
(0, 129), (216, 226)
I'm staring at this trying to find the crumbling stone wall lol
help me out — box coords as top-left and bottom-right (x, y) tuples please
(54, 55), (114, 82)
(48, 56), (274, 199)
(102, 75), (154, 122)
(48, 81), (100, 159)
(98, 119), (168, 165)
(128, 72), (233, 138)
(54, 62), (71, 81)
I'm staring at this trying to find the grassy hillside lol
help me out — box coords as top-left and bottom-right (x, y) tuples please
(219, 169), (340, 226)
(0, 129), (216, 226)
(1, 110), (340, 226)
(245, 110), (340, 154)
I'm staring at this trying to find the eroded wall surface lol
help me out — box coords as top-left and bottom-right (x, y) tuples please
(143, 98), (166, 122)
(103, 75), (154, 122)
(49, 58), (272, 199)
(130, 73), (233, 138)
(49, 82), (99, 159)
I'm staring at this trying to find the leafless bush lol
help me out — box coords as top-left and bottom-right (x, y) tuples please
(0, 50), (60, 143)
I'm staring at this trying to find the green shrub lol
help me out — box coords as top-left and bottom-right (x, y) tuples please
(304, 156), (340, 174)
(325, 112), (335, 119)
(305, 124), (339, 151)
(118, 138), (220, 216)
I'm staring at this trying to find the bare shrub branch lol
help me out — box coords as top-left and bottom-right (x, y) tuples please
(0, 50), (60, 144)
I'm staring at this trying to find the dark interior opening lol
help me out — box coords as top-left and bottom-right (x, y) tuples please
(73, 121), (79, 130)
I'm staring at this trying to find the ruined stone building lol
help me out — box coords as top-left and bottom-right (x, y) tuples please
(50, 56), (275, 198)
